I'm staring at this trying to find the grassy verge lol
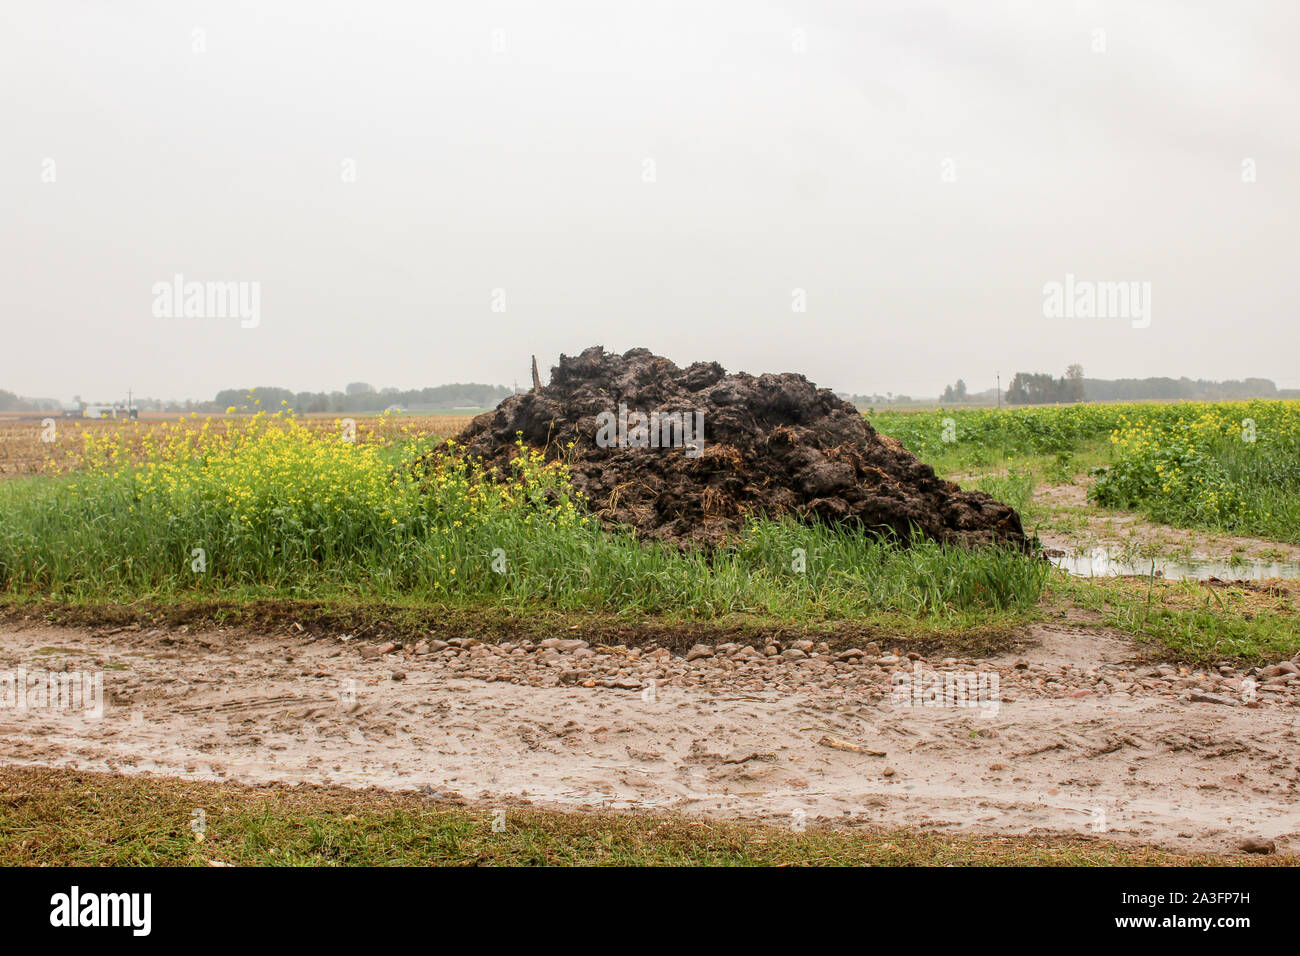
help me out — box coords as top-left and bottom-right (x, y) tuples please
(0, 593), (1034, 659)
(1049, 575), (1299, 665)
(0, 767), (1281, 866)
(871, 403), (1300, 546)
(0, 415), (1050, 624)
(5, 569), (1296, 667)
(0, 504), (1049, 624)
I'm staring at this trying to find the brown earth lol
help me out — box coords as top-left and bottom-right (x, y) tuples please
(3, 622), (1297, 855)
(446, 347), (1026, 548)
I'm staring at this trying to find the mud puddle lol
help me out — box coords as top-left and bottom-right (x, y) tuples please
(1051, 547), (1300, 582)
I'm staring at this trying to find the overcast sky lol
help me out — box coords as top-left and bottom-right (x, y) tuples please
(3, 1), (1297, 403)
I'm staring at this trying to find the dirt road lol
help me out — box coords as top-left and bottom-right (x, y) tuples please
(1, 622), (1296, 854)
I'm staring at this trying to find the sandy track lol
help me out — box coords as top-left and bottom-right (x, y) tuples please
(1, 623), (1297, 854)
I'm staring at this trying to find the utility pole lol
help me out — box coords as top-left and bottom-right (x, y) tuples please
(996, 373), (1001, 411)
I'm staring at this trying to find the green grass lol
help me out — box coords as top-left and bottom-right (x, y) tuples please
(973, 468), (1039, 518)
(871, 402), (1300, 546)
(1092, 433), (1300, 544)
(5, 568), (1296, 666)
(1051, 575), (1300, 666)
(868, 409), (1116, 534)
(869, 405), (1119, 473)
(0, 454), (1049, 625)
(0, 768), (1280, 867)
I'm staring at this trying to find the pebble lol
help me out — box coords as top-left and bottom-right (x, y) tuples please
(1189, 692), (1236, 706)
(1238, 836), (1276, 854)
(338, 634), (1300, 714)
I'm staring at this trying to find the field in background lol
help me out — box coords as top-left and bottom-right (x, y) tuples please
(0, 413), (476, 478)
(869, 401), (1300, 545)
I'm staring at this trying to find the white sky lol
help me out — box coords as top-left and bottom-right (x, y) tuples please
(3, 0), (1297, 402)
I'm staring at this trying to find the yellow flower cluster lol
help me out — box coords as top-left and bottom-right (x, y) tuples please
(1094, 400), (1298, 528)
(65, 412), (585, 547)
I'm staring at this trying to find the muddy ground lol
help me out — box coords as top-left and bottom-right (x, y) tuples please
(1034, 481), (1300, 564)
(2, 622), (1296, 856)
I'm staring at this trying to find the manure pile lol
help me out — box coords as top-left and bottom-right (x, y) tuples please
(452, 347), (1027, 549)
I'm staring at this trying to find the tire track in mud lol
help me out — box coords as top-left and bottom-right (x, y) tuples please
(0, 623), (1296, 854)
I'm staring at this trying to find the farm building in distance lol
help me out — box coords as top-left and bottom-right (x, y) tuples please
(74, 403), (138, 420)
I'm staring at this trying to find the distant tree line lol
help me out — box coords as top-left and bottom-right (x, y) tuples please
(213, 382), (516, 414)
(1006, 365), (1087, 405)
(1081, 376), (1300, 402)
(0, 383), (519, 415)
(1003, 366), (1299, 405)
(0, 389), (60, 412)
(14, 371), (1300, 416)
(840, 392), (917, 406)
